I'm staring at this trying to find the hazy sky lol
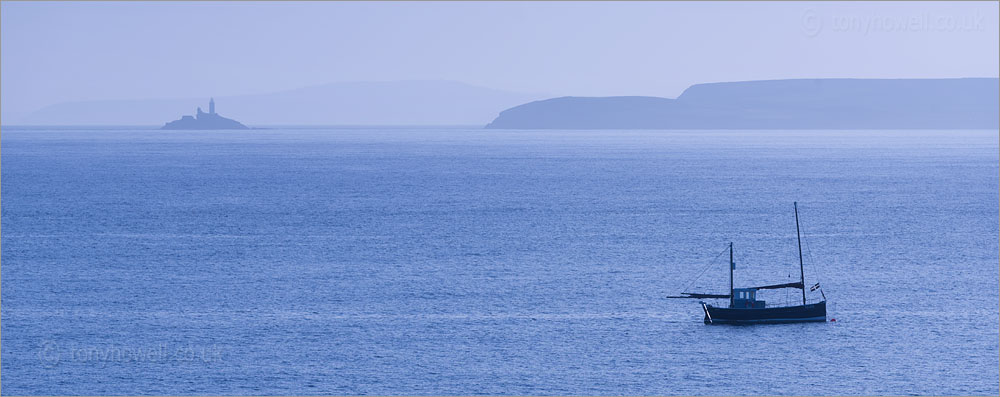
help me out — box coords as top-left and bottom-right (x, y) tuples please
(2, 1), (997, 118)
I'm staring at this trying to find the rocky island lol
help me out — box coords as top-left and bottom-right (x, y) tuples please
(161, 98), (248, 130)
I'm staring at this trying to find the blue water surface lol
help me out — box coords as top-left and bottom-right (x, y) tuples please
(2, 127), (997, 395)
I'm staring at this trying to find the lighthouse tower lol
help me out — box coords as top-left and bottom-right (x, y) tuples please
(209, 98), (215, 115)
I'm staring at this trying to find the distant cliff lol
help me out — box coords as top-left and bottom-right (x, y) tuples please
(162, 101), (248, 130)
(485, 78), (1000, 129)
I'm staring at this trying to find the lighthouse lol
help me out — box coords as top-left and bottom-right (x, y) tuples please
(162, 97), (248, 129)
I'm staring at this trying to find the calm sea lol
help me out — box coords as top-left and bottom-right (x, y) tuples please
(2, 127), (997, 395)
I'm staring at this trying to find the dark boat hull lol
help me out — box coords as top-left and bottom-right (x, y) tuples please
(703, 301), (826, 324)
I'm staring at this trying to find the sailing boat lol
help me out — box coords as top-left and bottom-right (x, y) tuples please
(669, 202), (827, 324)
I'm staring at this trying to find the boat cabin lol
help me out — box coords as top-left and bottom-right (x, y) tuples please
(732, 288), (765, 308)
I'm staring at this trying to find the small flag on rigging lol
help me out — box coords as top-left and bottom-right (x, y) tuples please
(810, 282), (821, 291)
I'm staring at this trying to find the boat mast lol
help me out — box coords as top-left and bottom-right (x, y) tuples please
(794, 202), (806, 305)
(729, 242), (734, 308)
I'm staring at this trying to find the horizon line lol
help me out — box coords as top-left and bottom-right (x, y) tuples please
(12, 75), (999, 116)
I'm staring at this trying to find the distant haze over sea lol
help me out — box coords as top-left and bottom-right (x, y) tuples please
(9, 78), (999, 129)
(13, 80), (548, 126)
